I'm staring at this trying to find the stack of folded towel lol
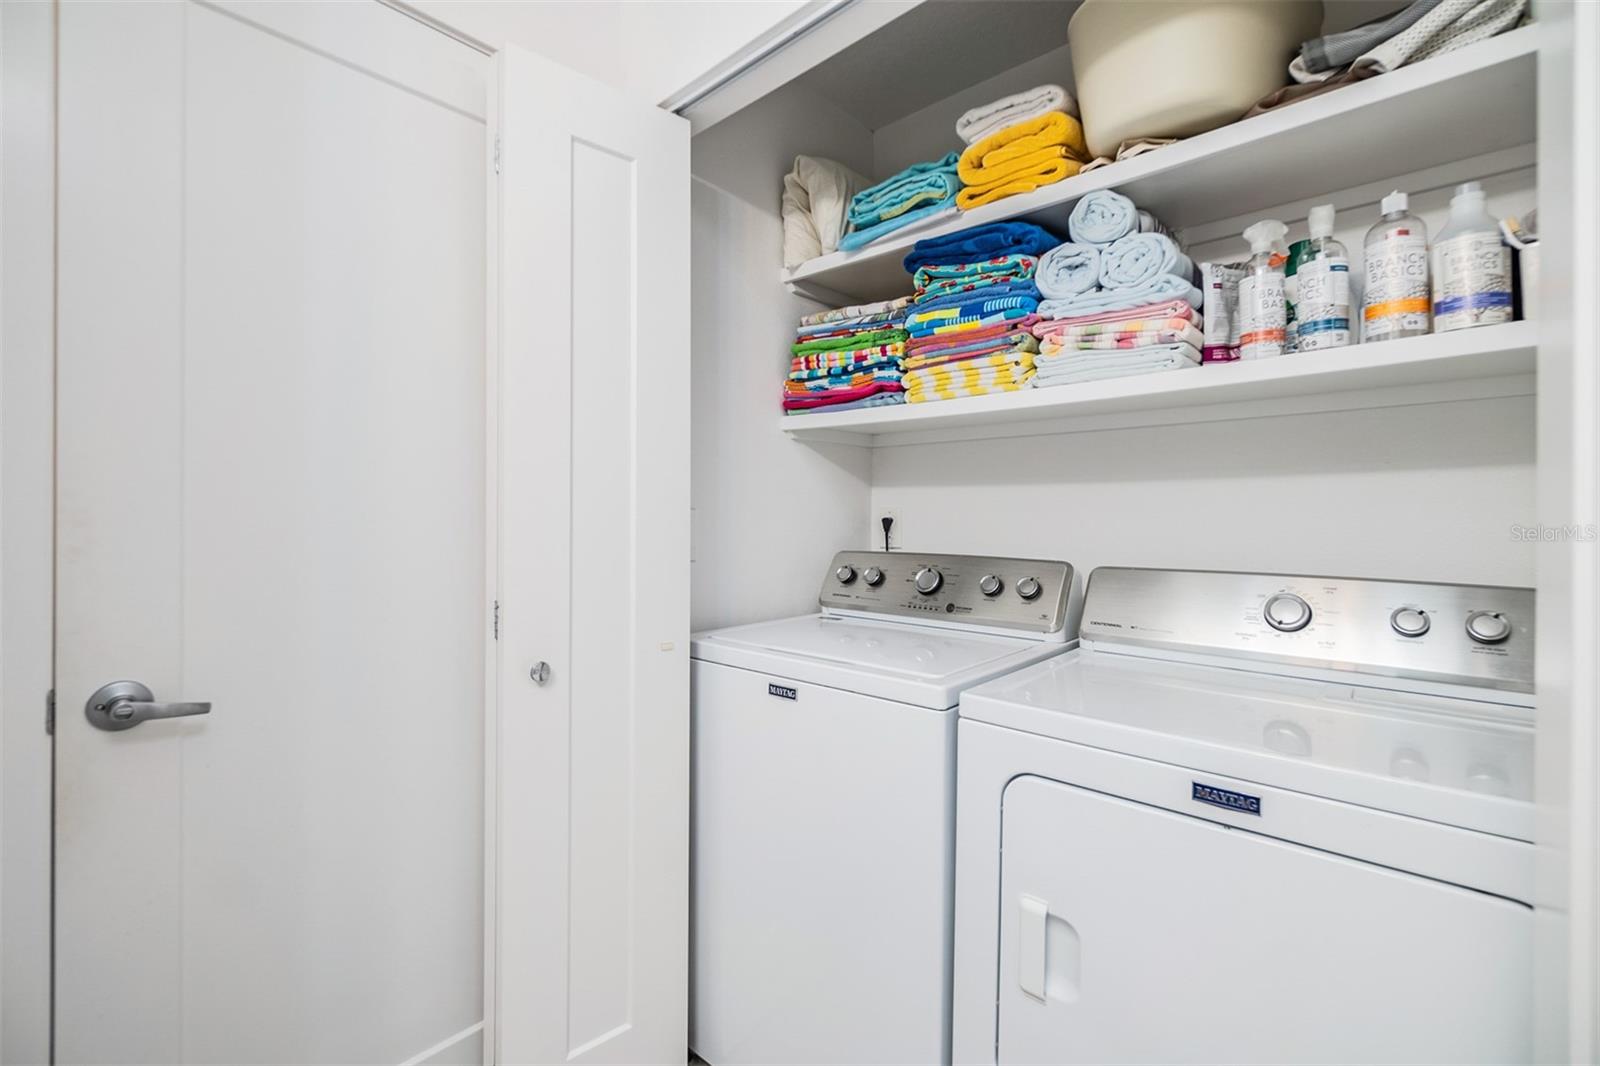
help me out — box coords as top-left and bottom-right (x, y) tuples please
(892, 221), (1065, 403)
(838, 154), (961, 253)
(783, 297), (913, 414)
(1034, 189), (1198, 320)
(1031, 299), (1203, 388)
(955, 85), (1091, 211)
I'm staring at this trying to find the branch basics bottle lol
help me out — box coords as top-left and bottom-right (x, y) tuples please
(1362, 190), (1431, 341)
(1431, 181), (1513, 333)
(1290, 204), (1353, 352)
(1238, 219), (1288, 359)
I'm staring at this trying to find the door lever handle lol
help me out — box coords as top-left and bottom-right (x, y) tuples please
(86, 681), (212, 732)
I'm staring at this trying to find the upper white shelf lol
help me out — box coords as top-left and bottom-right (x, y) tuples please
(782, 26), (1540, 305)
(780, 322), (1536, 447)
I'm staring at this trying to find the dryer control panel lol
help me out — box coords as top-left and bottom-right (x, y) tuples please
(819, 551), (1081, 639)
(1079, 568), (1534, 695)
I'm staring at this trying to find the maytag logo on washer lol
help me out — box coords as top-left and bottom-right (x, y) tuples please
(768, 683), (797, 701)
(1191, 782), (1262, 815)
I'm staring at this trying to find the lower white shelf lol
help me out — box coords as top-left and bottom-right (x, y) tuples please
(780, 321), (1537, 447)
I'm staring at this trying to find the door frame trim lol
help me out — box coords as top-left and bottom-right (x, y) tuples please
(0, 1), (57, 1061)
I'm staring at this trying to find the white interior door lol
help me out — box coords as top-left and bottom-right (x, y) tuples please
(490, 45), (691, 1066)
(54, 3), (489, 1062)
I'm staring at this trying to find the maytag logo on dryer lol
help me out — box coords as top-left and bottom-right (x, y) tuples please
(1191, 782), (1262, 816)
(767, 683), (798, 701)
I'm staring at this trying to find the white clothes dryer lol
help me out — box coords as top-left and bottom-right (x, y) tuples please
(691, 551), (1084, 1066)
(952, 567), (1535, 1066)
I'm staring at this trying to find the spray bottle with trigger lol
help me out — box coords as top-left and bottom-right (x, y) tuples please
(1238, 219), (1289, 359)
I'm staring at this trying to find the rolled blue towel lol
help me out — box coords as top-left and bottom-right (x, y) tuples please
(848, 152), (960, 229)
(1098, 233), (1195, 290)
(1068, 189), (1140, 246)
(1035, 242), (1101, 300)
(1037, 272), (1202, 318)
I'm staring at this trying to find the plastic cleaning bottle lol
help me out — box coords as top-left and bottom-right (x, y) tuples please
(1238, 219), (1288, 359)
(1291, 204), (1353, 351)
(1362, 191), (1430, 341)
(1431, 181), (1513, 333)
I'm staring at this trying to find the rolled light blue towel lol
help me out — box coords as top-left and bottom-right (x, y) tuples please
(1068, 189), (1140, 246)
(1037, 272), (1203, 318)
(1098, 233), (1195, 290)
(847, 152), (960, 229)
(1035, 242), (1101, 300)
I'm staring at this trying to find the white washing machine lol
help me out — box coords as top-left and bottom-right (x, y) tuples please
(951, 567), (1536, 1066)
(692, 551), (1085, 1066)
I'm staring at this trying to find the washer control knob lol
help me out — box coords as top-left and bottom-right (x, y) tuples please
(913, 567), (943, 595)
(863, 566), (884, 587)
(1016, 577), (1043, 601)
(1264, 593), (1312, 632)
(978, 574), (1003, 597)
(834, 564), (857, 585)
(1465, 610), (1512, 644)
(1390, 607), (1431, 637)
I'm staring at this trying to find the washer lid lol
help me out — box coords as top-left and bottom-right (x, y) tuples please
(960, 648), (1534, 841)
(692, 614), (1066, 709)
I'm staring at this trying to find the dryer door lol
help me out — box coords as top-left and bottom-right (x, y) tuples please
(996, 775), (1531, 1065)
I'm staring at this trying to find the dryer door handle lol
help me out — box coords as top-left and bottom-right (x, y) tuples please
(1018, 894), (1049, 1001)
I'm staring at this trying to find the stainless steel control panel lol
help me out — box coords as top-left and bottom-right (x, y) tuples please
(1079, 568), (1534, 693)
(819, 551), (1079, 637)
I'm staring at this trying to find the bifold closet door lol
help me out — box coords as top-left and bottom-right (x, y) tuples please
(490, 46), (691, 1065)
(53, 2), (488, 1063)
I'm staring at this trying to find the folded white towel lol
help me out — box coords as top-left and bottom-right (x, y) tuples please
(1033, 342), (1201, 386)
(955, 84), (1079, 145)
(782, 155), (871, 269)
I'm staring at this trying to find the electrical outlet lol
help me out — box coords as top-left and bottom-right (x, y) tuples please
(877, 509), (898, 552)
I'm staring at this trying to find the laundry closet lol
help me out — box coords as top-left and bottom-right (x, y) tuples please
(679, 0), (1589, 1062)
(687, 0), (1546, 631)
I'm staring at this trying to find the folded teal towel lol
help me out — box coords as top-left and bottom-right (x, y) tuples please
(838, 202), (957, 253)
(848, 153), (960, 229)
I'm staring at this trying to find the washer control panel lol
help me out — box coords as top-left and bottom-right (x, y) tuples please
(818, 551), (1078, 636)
(1079, 567), (1534, 694)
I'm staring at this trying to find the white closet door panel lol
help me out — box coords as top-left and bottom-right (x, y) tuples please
(54, 3), (486, 1062)
(493, 45), (690, 1066)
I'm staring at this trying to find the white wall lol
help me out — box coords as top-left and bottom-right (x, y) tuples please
(0, 2), (54, 1062)
(872, 41), (1075, 178)
(403, 0), (809, 104)
(690, 82), (876, 630)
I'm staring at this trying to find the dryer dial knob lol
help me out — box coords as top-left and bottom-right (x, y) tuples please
(834, 564), (857, 585)
(978, 574), (1003, 597)
(863, 566), (884, 587)
(1016, 577), (1042, 601)
(1264, 593), (1312, 632)
(1390, 607), (1430, 637)
(913, 567), (943, 595)
(1465, 610), (1512, 644)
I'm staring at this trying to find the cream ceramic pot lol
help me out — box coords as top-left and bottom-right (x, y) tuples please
(1069, 0), (1325, 158)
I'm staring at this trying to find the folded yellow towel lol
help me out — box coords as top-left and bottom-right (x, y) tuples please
(958, 154), (1084, 210)
(956, 111), (1089, 211)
